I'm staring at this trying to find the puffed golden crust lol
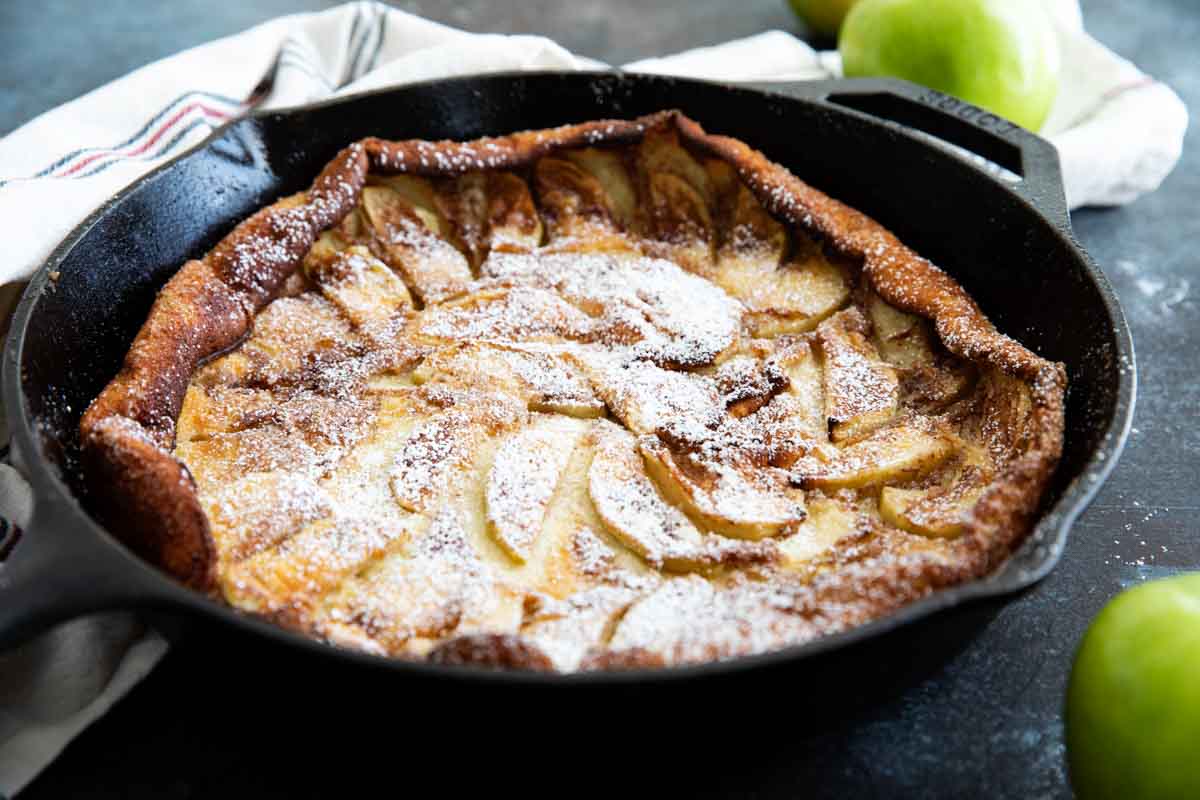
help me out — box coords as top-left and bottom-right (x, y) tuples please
(80, 111), (1065, 669)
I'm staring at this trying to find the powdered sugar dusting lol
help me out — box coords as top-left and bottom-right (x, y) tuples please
(166, 115), (1034, 672)
(818, 309), (899, 433)
(390, 392), (523, 512)
(589, 422), (777, 571)
(484, 250), (741, 367)
(485, 419), (582, 561)
(320, 505), (522, 653)
(604, 574), (818, 664)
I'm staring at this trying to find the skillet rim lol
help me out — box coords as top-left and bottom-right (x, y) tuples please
(0, 71), (1136, 684)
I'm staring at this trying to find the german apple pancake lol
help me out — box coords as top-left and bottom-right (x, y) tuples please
(80, 111), (1065, 672)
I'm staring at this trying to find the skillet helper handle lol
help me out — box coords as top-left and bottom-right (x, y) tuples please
(751, 77), (1072, 230)
(0, 450), (143, 652)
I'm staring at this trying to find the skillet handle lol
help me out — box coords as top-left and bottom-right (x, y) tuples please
(748, 77), (1072, 230)
(0, 455), (153, 652)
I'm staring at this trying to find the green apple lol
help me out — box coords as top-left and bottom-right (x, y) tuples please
(787, 0), (863, 38)
(839, 0), (1060, 131)
(1066, 572), (1200, 800)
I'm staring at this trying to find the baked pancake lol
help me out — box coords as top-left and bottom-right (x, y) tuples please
(80, 111), (1065, 672)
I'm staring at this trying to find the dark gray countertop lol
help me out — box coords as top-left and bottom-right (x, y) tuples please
(2, 1), (1196, 797)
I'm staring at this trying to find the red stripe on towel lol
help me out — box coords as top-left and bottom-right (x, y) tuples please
(53, 103), (232, 177)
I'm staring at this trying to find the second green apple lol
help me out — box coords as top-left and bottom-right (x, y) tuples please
(839, 0), (1061, 131)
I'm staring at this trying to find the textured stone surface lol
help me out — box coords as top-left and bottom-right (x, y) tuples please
(3, 1), (1196, 798)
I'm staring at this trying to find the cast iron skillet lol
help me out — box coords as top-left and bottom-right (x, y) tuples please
(0, 72), (1134, 686)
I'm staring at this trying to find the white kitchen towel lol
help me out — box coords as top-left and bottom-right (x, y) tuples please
(0, 1), (1187, 794)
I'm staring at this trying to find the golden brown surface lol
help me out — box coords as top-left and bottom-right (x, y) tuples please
(80, 112), (1065, 672)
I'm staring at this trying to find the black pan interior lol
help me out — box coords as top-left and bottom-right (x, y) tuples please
(8, 73), (1129, 675)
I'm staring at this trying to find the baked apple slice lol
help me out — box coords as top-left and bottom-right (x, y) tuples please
(565, 148), (637, 227)
(435, 171), (542, 265)
(413, 341), (603, 418)
(577, 353), (725, 444)
(411, 285), (596, 346)
(866, 289), (932, 369)
(520, 583), (643, 671)
(778, 494), (862, 566)
(635, 128), (717, 276)
(817, 309), (900, 443)
(708, 162), (849, 337)
(713, 355), (789, 418)
(879, 466), (990, 538)
(486, 415), (588, 563)
(790, 423), (957, 489)
(303, 244), (414, 331)
(203, 471), (333, 563)
(483, 250), (742, 368)
(534, 156), (633, 252)
(866, 290), (976, 409)
(640, 437), (806, 540)
(767, 339), (827, 441)
(317, 505), (526, 656)
(389, 391), (525, 513)
(588, 423), (776, 570)
(360, 176), (473, 304)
